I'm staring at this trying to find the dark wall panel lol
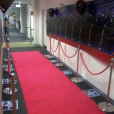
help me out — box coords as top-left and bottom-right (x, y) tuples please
(47, 0), (114, 55)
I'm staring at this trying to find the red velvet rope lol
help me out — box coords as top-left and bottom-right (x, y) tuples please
(80, 53), (110, 75)
(8, 56), (11, 75)
(6, 38), (11, 76)
(60, 42), (78, 58)
(50, 37), (59, 53)
(6, 40), (9, 49)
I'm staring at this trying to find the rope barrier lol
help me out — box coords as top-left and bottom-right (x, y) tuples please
(6, 40), (10, 49)
(80, 53), (110, 75)
(60, 43), (78, 58)
(50, 37), (59, 53)
(8, 56), (11, 76)
(58, 40), (60, 61)
(76, 46), (80, 80)
(106, 58), (114, 107)
(3, 13), (17, 114)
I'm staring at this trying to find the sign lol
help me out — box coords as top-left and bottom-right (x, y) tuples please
(30, 11), (34, 15)
(2, 79), (9, 85)
(83, 89), (100, 98)
(2, 100), (18, 111)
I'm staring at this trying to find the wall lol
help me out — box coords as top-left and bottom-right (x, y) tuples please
(34, 0), (114, 100)
(27, 5), (31, 38)
(20, 5), (27, 34)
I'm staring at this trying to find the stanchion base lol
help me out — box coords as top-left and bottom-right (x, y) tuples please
(2, 79), (17, 85)
(44, 55), (54, 59)
(3, 58), (12, 62)
(50, 60), (58, 63)
(71, 77), (83, 83)
(9, 80), (18, 85)
(55, 63), (64, 67)
(3, 87), (18, 95)
(98, 102), (114, 112)
(3, 64), (13, 69)
(3, 68), (14, 72)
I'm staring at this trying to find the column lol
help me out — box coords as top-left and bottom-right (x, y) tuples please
(20, 5), (27, 34)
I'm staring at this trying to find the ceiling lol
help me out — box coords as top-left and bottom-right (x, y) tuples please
(13, 0), (33, 4)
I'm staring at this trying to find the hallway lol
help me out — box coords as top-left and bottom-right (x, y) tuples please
(0, 0), (114, 114)
(2, 22), (113, 114)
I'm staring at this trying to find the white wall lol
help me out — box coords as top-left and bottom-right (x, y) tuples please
(20, 5), (27, 34)
(34, 0), (114, 100)
(27, 5), (31, 38)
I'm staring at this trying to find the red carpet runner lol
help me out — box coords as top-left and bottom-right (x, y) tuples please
(12, 51), (105, 114)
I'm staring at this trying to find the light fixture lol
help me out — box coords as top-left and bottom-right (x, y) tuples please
(16, 1), (21, 7)
(16, 4), (21, 7)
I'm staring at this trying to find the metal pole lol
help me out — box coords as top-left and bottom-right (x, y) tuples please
(49, 34), (52, 59)
(64, 22), (68, 52)
(106, 58), (114, 110)
(71, 45), (83, 83)
(98, 58), (114, 112)
(76, 45), (80, 80)
(11, 76), (17, 114)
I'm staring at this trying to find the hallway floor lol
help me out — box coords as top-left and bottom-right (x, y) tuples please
(2, 28), (114, 114)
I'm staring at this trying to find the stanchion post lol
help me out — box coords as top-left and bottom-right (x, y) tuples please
(58, 22), (62, 62)
(64, 22), (68, 52)
(11, 75), (17, 114)
(106, 58), (114, 110)
(98, 58), (114, 112)
(76, 45), (80, 80)
(71, 45), (83, 83)
(49, 34), (52, 59)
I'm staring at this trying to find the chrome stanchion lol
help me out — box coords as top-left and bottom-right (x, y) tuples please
(3, 73), (18, 95)
(11, 74), (17, 114)
(98, 58), (114, 112)
(4, 67), (14, 72)
(71, 45), (83, 83)
(3, 87), (18, 95)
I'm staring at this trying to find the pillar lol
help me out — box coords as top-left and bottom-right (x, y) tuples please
(20, 5), (27, 34)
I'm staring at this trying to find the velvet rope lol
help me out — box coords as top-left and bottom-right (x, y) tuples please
(50, 37), (60, 53)
(6, 40), (9, 49)
(60, 42), (78, 58)
(8, 56), (11, 76)
(80, 53), (110, 75)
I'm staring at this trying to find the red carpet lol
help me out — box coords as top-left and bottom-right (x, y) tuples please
(12, 51), (105, 114)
